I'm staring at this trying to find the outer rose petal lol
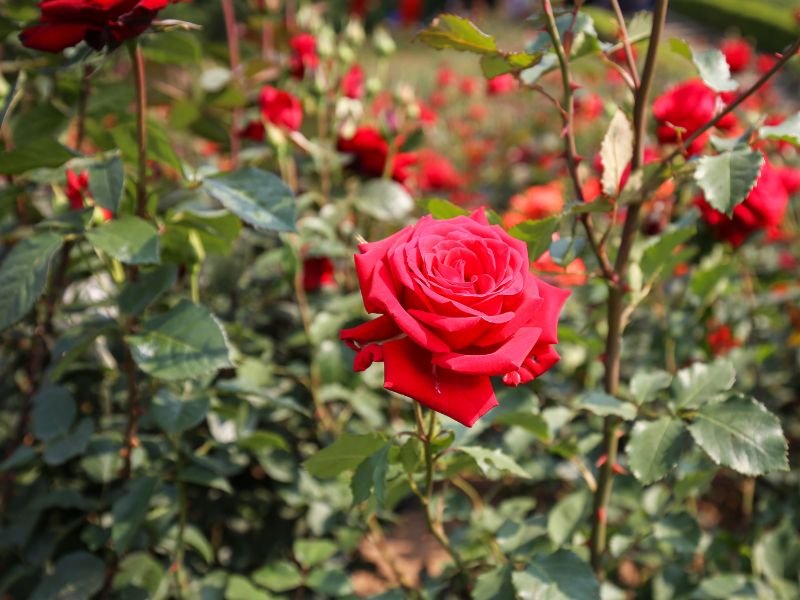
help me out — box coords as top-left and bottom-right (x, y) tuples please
(20, 23), (93, 52)
(383, 338), (497, 427)
(339, 315), (401, 351)
(530, 278), (571, 344)
(432, 326), (542, 376)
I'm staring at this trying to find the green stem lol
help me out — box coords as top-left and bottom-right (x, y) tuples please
(128, 42), (148, 219)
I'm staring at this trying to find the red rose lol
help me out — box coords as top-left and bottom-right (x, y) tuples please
(756, 53), (779, 75)
(486, 73), (517, 96)
(337, 126), (415, 183)
(436, 67), (457, 88)
(415, 150), (463, 192)
(238, 120), (266, 141)
(575, 92), (604, 121)
(532, 251), (588, 288)
(289, 33), (318, 79)
(695, 159), (789, 247)
(399, 0), (423, 26)
(459, 77), (480, 96)
(20, 0), (172, 52)
(707, 324), (741, 356)
(342, 64), (365, 99)
(653, 79), (722, 156)
(340, 209), (569, 426)
(416, 100), (438, 126)
(303, 257), (335, 292)
(65, 169), (112, 221)
(259, 86), (303, 131)
(503, 182), (564, 228)
(720, 39), (752, 73)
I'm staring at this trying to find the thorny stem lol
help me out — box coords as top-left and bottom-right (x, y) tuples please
(413, 406), (465, 572)
(540, 0), (616, 283)
(590, 0), (669, 574)
(129, 43), (148, 219)
(221, 0), (242, 168)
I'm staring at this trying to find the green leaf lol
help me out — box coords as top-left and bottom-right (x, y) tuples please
(85, 216), (160, 265)
(0, 138), (77, 175)
(474, 565), (515, 600)
(548, 490), (590, 546)
(30, 552), (105, 600)
(512, 550), (600, 600)
(118, 265), (178, 316)
(426, 197), (469, 219)
(654, 512), (700, 555)
(0, 445), (37, 472)
(480, 52), (541, 78)
(225, 575), (271, 600)
(113, 552), (166, 596)
(670, 39), (738, 93)
(252, 561), (303, 593)
(600, 110), (633, 196)
(694, 148), (764, 216)
(458, 446), (531, 479)
(417, 14), (498, 54)
(398, 437), (424, 474)
(674, 359), (735, 408)
(151, 389), (210, 434)
(31, 386), (76, 442)
(493, 412), (550, 441)
(356, 179), (414, 221)
(640, 219), (696, 279)
(0, 232), (63, 332)
(294, 539), (337, 569)
(80, 435), (124, 483)
(753, 520), (800, 586)
(127, 300), (232, 381)
(351, 444), (390, 507)
(579, 392), (637, 420)
(112, 476), (158, 553)
(759, 112), (800, 145)
(687, 395), (788, 476)
(691, 574), (758, 599)
(204, 167), (296, 232)
(303, 433), (386, 478)
(87, 152), (125, 213)
(43, 418), (94, 466)
(305, 568), (351, 596)
(520, 53), (559, 85)
(630, 370), (673, 405)
(628, 417), (688, 484)
(180, 464), (233, 494)
(509, 215), (561, 260)
(142, 31), (201, 65)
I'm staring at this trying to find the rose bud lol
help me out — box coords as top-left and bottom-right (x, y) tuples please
(288, 33), (318, 79)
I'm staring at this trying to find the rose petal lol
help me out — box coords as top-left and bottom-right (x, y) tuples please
(20, 23), (93, 52)
(432, 326), (542, 376)
(339, 315), (401, 350)
(383, 338), (497, 427)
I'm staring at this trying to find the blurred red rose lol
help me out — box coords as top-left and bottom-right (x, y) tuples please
(503, 182), (564, 228)
(576, 92), (604, 121)
(707, 324), (741, 356)
(756, 53), (779, 75)
(720, 39), (752, 73)
(486, 73), (517, 96)
(436, 66), (457, 88)
(238, 120), (266, 141)
(342, 64), (365, 99)
(460, 77), (480, 96)
(416, 100), (438, 125)
(695, 159), (789, 247)
(303, 257), (335, 292)
(399, 0), (423, 26)
(260, 86), (303, 131)
(20, 0), (173, 52)
(340, 209), (569, 426)
(414, 150), (463, 192)
(653, 79), (724, 155)
(289, 33), (318, 79)
(66, 169), (112, 221)
(337, 126), (415, 182)
(532, 251), (588, 287)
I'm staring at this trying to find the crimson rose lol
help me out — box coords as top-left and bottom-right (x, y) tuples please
(260, 86), (303, 131)
(340, 209), (569, 426)
(20, 0), (172, 52)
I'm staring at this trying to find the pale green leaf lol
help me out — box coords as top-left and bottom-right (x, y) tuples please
(694, 148), (764, 216)
(600, 110), (633, 196)
(303, 433), (386, 478)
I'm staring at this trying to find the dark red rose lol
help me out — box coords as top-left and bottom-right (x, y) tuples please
(66, 169), (112, 221)
(340, 209), (569, 426)
(707, 324), (741, 356)
(695, 159), (789, 247)
(337, 126), (415, 183)
(288, 33), (318, 79)
(303, 257), (335, 292)
(259, 86), (303, 131)
(486, 73), (517, 96)
(342, 64), (365, 99)
(653, 79), (726, 156)
(720, 39), (752, 73)
(20, 0), (172, 52)
(238, 120), (266, 141)
(399, 0), (422, 26)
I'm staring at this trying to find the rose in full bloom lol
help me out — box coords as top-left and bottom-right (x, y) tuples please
(653, 79), (726, 156)
(503, 182), (564, 228)
(342, 64), (365, 99)
(340, 209), (569, 426)
(695, 159), (790, 247)
(486, 73), (517, 96)
(65, 170), (112, 221)
(720, 39), (752, 73)
(20, 0), (173, 52)
(336, 126), (416, 183)
(259, 86), (303, 131)
(288, 33), (318, 79)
